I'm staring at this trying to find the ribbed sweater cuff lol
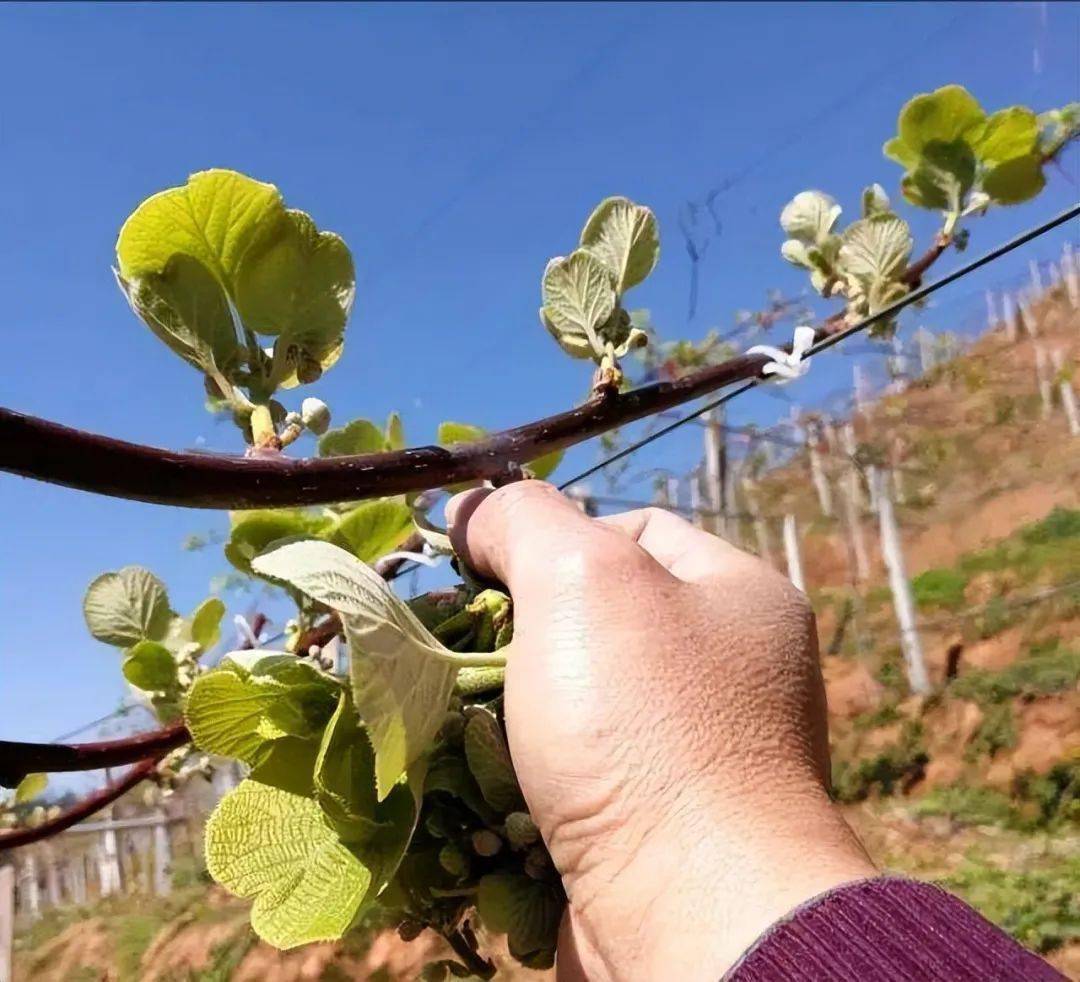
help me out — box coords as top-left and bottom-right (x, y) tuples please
(726, 876), (1063, 981)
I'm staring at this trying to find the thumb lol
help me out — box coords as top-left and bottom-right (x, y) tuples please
(444, 481), (603, 592)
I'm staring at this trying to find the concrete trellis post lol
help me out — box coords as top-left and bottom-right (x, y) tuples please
(688, 468), (703, 529)
(741, 476), (773, 564)
(152, 810), (172, 897)
(875, 469), (930, 695)
(1063, 243), (1079, 309)
(1051, 349), (1080, 436)
(805, 419), (833, 518)
(703, 410), (727, 537)
(839, 423), (864, 509)
(1019, 292), (1039, 337)
(18, 854), (39, 921)
(1001, 293), (1018, 343)
(853, 365), (870, 415)
(782, 514), (805, 593)
(1030, 258), (1043, 295)
(43, 846), (61, 908)
(666, 476), (680, 511)
(1, 865), (13, 982)
(1034, 342), (1054, 419)
(916, 327), (935, 374)
(98, 816), (121, 896)
(832, 422), (870, 584)
(985, 290), (997, 330)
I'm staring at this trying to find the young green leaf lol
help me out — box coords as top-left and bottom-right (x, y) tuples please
(83, 567), (173, 648)
(540, 250), (618, 361)
(251, 540), (458, 800)
(328, 498), (414, 564)
(891, 85), (986, 160)
(224, 509), (334, 576)
(190, 597), (226, 651)
(235, 210), (355, 390)
(975, 107), (1039, 166)
(839, 215), (913, 293)
(385, 412), (406, 452)
(318, 418), (386, 457)
(117, 169), (282, 290)
(861, 184), (891, 217)
(205, 781), (379, 949)
(579, 196), (660, 293)
(15, 773), (48, 804)
(463, 707), (525, 813)
(981, 154), (1046, 205)
(899, 140), (976, 213)
(314, 692), (383, 838)
(122, 640), (178, 691)
(779, 191), (841, 244)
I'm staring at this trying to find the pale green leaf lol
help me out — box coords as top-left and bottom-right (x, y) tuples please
(122, 640), (177, 691)
(896, 85), (986, 156)
(314, 693), (381, 834)
(779, 191), (841, 244)
(116, 256), (240, 379)
(318, 419), (386, 458)
(116, 169), (283, 290)
(464, 708), (524, 813)
(83, 567), (172, 648)
(190, 598), (226, 651)
(15, 773), (48, 804)
(437, 421), (486, 446)
(248, 736), (321, 798)
(225, 509), (334, 576)
(981, 154), (1046, 205)
(251, 541), (457, 800)
(579, 196), (659, 293)
(899, 140), (975, 212)
(328, 498), (414, 564)
(205, 781), (376, 948)
(540, 250), (617, 360)
(883, 136), (918, 169)
(526, 447), (563, 481)
(839, 214), (913, 285)
(385, 412), (406, 452)
(975, 107), (1039, 166)
(861, 184), (891, 217)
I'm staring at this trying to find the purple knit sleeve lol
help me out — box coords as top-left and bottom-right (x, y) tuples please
(726, 876), (1063, 981)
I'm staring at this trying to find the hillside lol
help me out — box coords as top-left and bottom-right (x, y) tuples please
(13, 290), (1080, 980)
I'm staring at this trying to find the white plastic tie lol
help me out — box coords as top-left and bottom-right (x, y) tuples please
(747, 325), (816, 383)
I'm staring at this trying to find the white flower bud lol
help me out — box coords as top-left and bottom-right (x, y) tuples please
(301, 397), (331, 435)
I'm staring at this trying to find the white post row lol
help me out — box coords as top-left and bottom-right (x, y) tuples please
(875, 469), (930, 695)
(666, 476), (680, 511)
(831, 423), (870, 585)
(805, 419), (833, 518)
(1001, 293), (1018, 343)
(782, 514), (806, 593)
(1030, 258), (1044, 296)
(703, 409), (726, 537)
(0, 865), (13, 982)
(43, 846), (61, 908)
(1018, 292), (1039, 337)
(688, 469), (703, 529)
(18, 854), (38, 921)
(1063, 243), (1079, 309)
(152, 810), (172, 897)
(1034, 342), (1054, 419)
(1051, 349), (1080, 436)
(741, 476), (773, 565)
(985, 290), (997, 331)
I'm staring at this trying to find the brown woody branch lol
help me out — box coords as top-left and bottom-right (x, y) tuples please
(0, 722), (188, 789)
(0, 755), (166, 851)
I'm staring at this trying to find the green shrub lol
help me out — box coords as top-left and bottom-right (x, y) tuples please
(1015, 762), (1080, 828)
(912, 568), (969, 610)
(941, 856), (1080, 953)
(914, 785), (1018, 827)
(832, 722), (928, 802)
(950, 643), (1080, 704)
(965, 702), (1017, 761)
(1021, 507), (1080, 545)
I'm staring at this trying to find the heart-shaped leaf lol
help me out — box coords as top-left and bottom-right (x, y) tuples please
(328, 498), (414, 564)
(540, 250), (617, 360)
(779, 191), (841, 244)
(122, 640), (178, 691)
(464, 707), (525, 813)
(579, 196), (659, 293)
(83, 567), (173, 648)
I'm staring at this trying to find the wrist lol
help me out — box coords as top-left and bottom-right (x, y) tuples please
(563, 783), (877, 981)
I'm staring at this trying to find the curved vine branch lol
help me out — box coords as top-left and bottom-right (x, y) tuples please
(0, 754), (166, 851)
(0, 346), (785, 509)
(0, 722), (189, 789)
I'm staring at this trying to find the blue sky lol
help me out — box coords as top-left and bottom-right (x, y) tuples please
(1, 2), (1077, 778)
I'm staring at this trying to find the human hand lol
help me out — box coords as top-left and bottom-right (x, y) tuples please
(446, 482), (875, 981)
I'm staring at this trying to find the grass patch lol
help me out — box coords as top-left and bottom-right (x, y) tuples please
(912, 568), (969, 610)
(965, 702), (1017, 761)
(949, 641), (1080, 705)
(941, 854), (1080, 954)
(115, 913), (163, 979)
(832, 722), (928, 803)
(852, 703), (901, 732)
(914, 785), (1018, 827)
